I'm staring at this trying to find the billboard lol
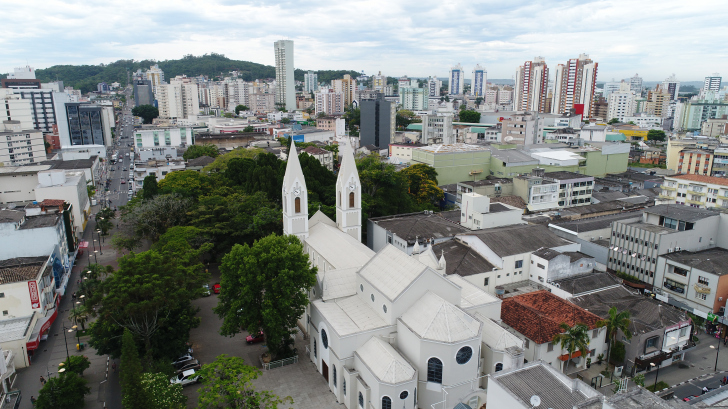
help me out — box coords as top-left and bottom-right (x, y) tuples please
(28, 281), (40, 309)
(291, 134), (305, 143)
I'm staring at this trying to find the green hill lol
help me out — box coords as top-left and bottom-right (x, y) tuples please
(2, 53), (360, 94)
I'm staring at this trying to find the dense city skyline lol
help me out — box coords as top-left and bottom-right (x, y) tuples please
(2, 0), (725, 81)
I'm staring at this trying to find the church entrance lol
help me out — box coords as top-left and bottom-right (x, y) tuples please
(322, 360), (329, 383)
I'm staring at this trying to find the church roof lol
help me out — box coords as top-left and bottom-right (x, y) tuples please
(313, 295), (389, 336)
(359, 245), (428, 301)
(321, 267), (359, 301)
(447, 275), (501, 310)
(282, 140), (305, 191)
(308, 210), (336, 229)
(400, 291), (481, 343)
(356, 337), (416, 384)
(476, 313), (524, 351)
(306, 223), (375, 270)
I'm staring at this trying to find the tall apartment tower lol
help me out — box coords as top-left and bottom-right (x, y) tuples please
(472, 64), (486, 98)
(427, 76), (442, 97)
(304, 71), (318, 93)
(146, 64), (165, 94)
(333, 74), (356, 107)
(629, 73), (643, 94)
(449, 64), (464, 96)
(274, 40), (296, 111)
(515, 57), (549, 113)
(551, 54), (598, 117)
(372, 71), (387, 92)
(360, 93), (395, 148)
(702, 74), (722, 97)
(661, 74), (680, 101)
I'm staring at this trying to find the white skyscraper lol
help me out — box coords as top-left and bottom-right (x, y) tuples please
(274, 40), (296, 111)
(551, 54), (598, 117)
(449, 64), (464, 96)
(472, 64), (486, 98)
(702, 74), (722, 97)
(6, 66), (36, 79)
(515, 57), (549, 113)
(661, 74), (680, 101)
(427, 76), (442, 97)
(304, 71), (318, 93)
(629, 73), (643, 94)
(607, 82), (636, 121)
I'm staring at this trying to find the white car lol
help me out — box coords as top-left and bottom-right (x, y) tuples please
(170, 369), (199, 387)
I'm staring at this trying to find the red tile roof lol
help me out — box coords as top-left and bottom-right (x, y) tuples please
(501, 290), (603, 344)
(670, 174), (728, 187)
(39, 199), (66, 207)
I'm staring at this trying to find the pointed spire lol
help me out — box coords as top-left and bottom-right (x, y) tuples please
(439, 250), (446, 271)
(412, 236), (420, 255)
(336, 138), (359, 186)
(283, 139), (305, 189)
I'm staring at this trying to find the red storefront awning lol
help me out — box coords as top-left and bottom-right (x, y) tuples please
(558, 349), (593, 361)
(79, 241), (89, 249)
(26, 334), (40, 351)
(26, 308), (58, 350)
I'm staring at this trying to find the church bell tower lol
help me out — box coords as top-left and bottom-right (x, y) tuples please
(335, 139), (362, 241)
(282, 140), (309, 241)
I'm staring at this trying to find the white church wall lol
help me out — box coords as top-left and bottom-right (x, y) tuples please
(463, 300), (501, 321)
(416, 336), (481, 409)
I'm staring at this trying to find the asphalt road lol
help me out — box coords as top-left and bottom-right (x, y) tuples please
(669, 372), (726, 401)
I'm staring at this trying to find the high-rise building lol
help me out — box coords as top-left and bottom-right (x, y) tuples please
(314, 89), (345, 116)
(0, 120), (45, 165)
(449, 64), (464, 95)
(146, 64), (165, 94)
(332, 74), (356, 107)
(133, 80), (155, 106)
(399, 87), (427, 110)
(157, 76), (200, 121)
(551, 54), (598, 117)
(304, 71), (318, 93)
(515, 57), (548, 113)
(360, 93), (395, 148)
(225, 79), (250, 112)
(427, 76), (442, 97)
(372, 71), (387, 92)
(0, 89), (34, 129)
(398, 75), (411, 89)
(702, 74), (722, 97)
(1, 79), (60, 133)
(661, 74), (680, 101)
(274, 40), (296, 111)
(6, 66), (36, 80)
(607, 82), (636, 121)
(602, 80), (622, 98)
(58, 103), (109, 147)
(472, 64), (486, 98)
(644, 86), (672, 118)
(629, 73), (643, 94)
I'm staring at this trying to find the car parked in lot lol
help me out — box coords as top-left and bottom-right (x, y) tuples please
(170, 369), (199, 387)
(202, 284), (211, 296)
(175, 360), (201, 374)
(172, 354), (193, 366)
(246, 332), (264, 344)
(120, 180), (126, 184)
(213, 283), (221, 294)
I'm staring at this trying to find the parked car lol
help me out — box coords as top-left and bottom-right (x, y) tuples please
(683, 395), (700, 402)
(246, 332), (264, 344)
(202, 284), (211, 296)
(213, 283), (221, 294)
(170, 369), (199, 387)
(172, 354), (193, 366)
(174, 360), (201, 374)
(120, 180), (126, 184)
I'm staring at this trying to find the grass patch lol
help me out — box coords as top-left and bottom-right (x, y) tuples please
(646, 381), (669, 392)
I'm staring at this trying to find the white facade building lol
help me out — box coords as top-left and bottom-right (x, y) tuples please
(420, 113), (454, 144)
(449, 64), (464, 96)
(132, 126), (194, 148)
(0, 89), (34, 129)
(399, 87), (427, 110)
(607, 89), (636, 121)
(701, 74), (722, 98)
(34, 170), (90, 239)
(472, 64), (486, 98)
(315, 90), (345, 116)
(304, 71), (318, 93)
(157, 78), (200, 122)
(427, 76), (442, 97)
(515, 57), (548, 113)
(0, 121), (45, 166)
(274, 40), (296, 111)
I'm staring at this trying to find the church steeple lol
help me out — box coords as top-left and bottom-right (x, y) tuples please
(282, 140), (309, 241)
(335, 139), (362, 241)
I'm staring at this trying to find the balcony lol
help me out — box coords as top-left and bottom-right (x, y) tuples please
(694, 283), (711, 294)
(687, 199), (704, 206)
(688, 190), (706, 196)
(658, 195), (674, 200)
(662, 185), (676, 191)
(664, 283), (685, 294)
(718, 195), (728, 201)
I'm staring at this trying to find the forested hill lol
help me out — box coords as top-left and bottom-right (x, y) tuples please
(1, 53), (360, 94)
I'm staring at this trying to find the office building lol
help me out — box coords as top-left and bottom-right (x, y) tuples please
(274, 39), (296, 111)
(132, 126), (195, 149)
(471, 64), (486, 98)
(56, 102), (111, 148)
(702, 74), (722, 98)
(332, 74), (356, 107)
(427, 76), (442, 97)
(551, 54), (598, 117)
(421, 114), (454, 144)
(514, 57), (548, 113)
(0, 89), (34, 129)
(449, 63), (464, 95)
(661, 74), (680, 100)
(399, 86), (427, 110)
(314, 89), (345, 116)
(304, 71), (318, 93)
(0, 121), (45, 166)
(629, 73), (643, 94)
(146, 64), (165, 93)
(133, 79), (155, 106)
(360, 93), (395, 148)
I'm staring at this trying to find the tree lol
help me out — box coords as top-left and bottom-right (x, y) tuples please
(317, 112), (326, 118)
(608, 118), (620, 124)
(60, 355), (91, 377)
(243, 125), (255, 132)
(234, 105), (250, 115)
(35, 372), (90, 409)
(197, 355), (292, 409)
(142, 175), (159, 200)
(223, 113), (234, 118)
(357, 155), (418, 218)
(114, 194), (192, 244)
(596, 307), (631, 367)
(120, 329), (146, 409)
(647, 129), (667, 141)
(215, 234), (317, 359)
(400, 164), (444, 205)
(281, 117), (291, 124)
(68, 305), (91, 331)
(202, 147), (265, 173)
(459, 110), (481, 123)
(183, 145), (219, 160)
(132, 105), (159, 124)
(158, 171), (213, 199)
(140, 372), (187, 409)
(552, 323), (591, 373)
(475, 97), (483, 107)
(396, 110), (416, 129)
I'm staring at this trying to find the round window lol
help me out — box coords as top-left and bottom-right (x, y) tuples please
(399, 391), (409, 400)
(321, 329), (329, 349)
(383, 305), (387, 313)
(371, 294), (375, 302)
(456, 346), (473, 364)
(360, 284), (364, 292)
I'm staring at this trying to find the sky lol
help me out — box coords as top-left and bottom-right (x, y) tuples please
(1, 0), (726, 82)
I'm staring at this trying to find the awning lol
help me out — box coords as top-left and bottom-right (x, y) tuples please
(27, 308), (58, 349)
(78, 241), (89, 249)
(623, 280), (646, 289)
(26, 334), (40, 351)
(558, 349), (593, 361)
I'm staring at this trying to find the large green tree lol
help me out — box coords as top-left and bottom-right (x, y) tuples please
(357, 155), (418, 218)
(234, 105), (250, 115)
(35, 372), (90, 409)
(596, 307), (632, 367)
(183, 144), (219, 160)
(140, 372), (187, 409)
(647, 129), (666, 141)
(114, 194), (193, 246)
(157, 171), (213, 199)
(132, 104), (159, 124)
(396, 110), (416, 129)
(215, 234), (317, 359)
(400, 164), (444, 205)
(197, 355), (292, 409)
(120, 329), (145, 409)
(459, 110), (481, 123)
(552, 323), (591, 373)
(142, 175), (159, 200)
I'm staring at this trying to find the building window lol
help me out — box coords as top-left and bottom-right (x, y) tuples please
(495, 363), (503, 372)
(359, 392), (364, 407)
(383, 305), (387, 313)
(699, 276), (709, 286)
(321, 329), (329, 349)
(294, 197), (301, 213)
(371, 294), (375, 302)
(427, 358), (443, 383)
(349, 192), (355, 208)
(645, 336), (659, 353)
(400, 391), (408, 400)
(0, 293), (4, 298)
(343, 379), (346, 395)
(537, 263), (545, 269)
(333, 366), (337, 387)
(2, 311), (7, 316)
(592, 329), (599, 339)
(515, 260), (523, 268)
(456, 346), (473, 364)
(313, 339), (317, 358)
(382, 396), (392, 409)
(673, 267), (688, 276)
(680, 327), (688, 337)
(547, 342), (554, 352)
(696, 293), (707, 301)
(484, 277), (489, 286)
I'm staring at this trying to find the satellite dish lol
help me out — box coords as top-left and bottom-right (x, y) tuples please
(530, 395), (541, 407)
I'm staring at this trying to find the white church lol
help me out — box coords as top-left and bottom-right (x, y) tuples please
(282, 140), (526, 409)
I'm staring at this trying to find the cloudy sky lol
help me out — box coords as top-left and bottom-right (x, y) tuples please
(2, 0), (725, 81)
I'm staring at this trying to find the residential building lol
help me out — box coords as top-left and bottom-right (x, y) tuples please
(420, 113), (454, 144)
(301, 145), (334, 171)
(673, 95), (728, 131)
(501, 111), (543, 145)
(157, 76), (200, 122)
(399, 86), (427, 110)
(514, 57), (549, 113)
(315, 89), (345, 116)
(629, 73), (643, 94)
(472, 64), (486, 98)
(225, 79), (250, 112)
(544, 171), (594, 208)
(372, 71), (387, 92)
(701, 74), (722, 98)
(500, 291), (606, 373)
(606, 205), (720, 285)
(145, 64), (165, 93)
(644, 86), (672, 118)
(3, 87), (59, 133)
(397, 75), (411, 89)
(675, 149), (713, 176)
(607, 86), (636, 121)
(35, 170), (90, 238)
(661, 74), (680, 100)
(360, 93), (395, 148)
(130, 159), (185, 189)
(426, 76), (442, 97)
(602, 80), (622, 98)
(274, 40), (296, 111)
(0, 89), (33, 129)
(133, 79), (155, 106)
(666, 136), (722, 171)
(701, 116), (728, 137)
(551, 54), (598, 117)
(449, 64), (464, 95)
(304, 71), (318, 93)
(659, 174), (728, 209)
(251, 91), (275, 113)
(456, 178), (514, 202)
(132, 126), (195, 148)
(512, 170), (560, 211)
(0, 121), (45, 166)
(332, 74), (356, 107)
(138, 147), (179, 161)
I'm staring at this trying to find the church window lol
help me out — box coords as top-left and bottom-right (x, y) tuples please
(360, 284), (364, 292)
(349, 192), (355, 208)
(343, 379), (346, 395)
(382, 396), (392, 409)
(295, 197), (301, 213)
(359, 392), (364, 407)
(333, 366), (337, 387)
(399, 391), (408, 400)
(321, 329), (329, 349)
(313, 339), (317, 358)
(383, 305), (387, 313)
(495, 363), (503, 372)
(371, 294), (375, 302)
(456, 346), (473, 364)
(339, 192), (341, 206)
(427, 358), (443, 383)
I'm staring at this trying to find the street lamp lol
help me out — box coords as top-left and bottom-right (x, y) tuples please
(93, 250), (98, 264)
(650, 362), (661, 391)
(61, 325), (74, 363)
(711, 341), (721, 371)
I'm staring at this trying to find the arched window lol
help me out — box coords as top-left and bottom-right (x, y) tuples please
(343, 379), (346, 395)
(321, 329), (329, 349)
(349, 192), (355, 208)
(295, 197), (301, 213)
(359, 392), (364, 407)
(313, 339), (317, 358)
(382, 396), (392, 409)
(495, 363), (503, 372)
(427, 357), (443, 383)
(333, 366), (337, 387)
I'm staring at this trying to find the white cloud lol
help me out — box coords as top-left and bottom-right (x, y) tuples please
(1, 0), (727, 81)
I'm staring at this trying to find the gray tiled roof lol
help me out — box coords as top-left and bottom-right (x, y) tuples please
(645, 204), (719, 222)
(19, 214), (61, 230)
(606, 386), (690, 408)
(552, 272), (621, 296)
(370, 212), (468, 244)
(432, 239), (495, 276)
(462, 224), (573, 257)
(551, 211), (643, 233)
(543, 171), (591, 180)
(0, 209), (24, 224)
(662, 247), (728, 276)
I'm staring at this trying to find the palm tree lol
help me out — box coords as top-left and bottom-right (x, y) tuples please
(553, 323), (591, 373)
(596, 307), (632, 368)
(68, 305), (91, 331)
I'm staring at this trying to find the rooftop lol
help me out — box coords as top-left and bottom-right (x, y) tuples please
(400, 291), (481, 343)
(305, 223), (375, 270)
(0, 256), (48, 285)
(461, 224), (573, 258)
(302, 146), (330, 155)
(552, 272), (622, 296)
(550, 211), (643, 233)
(313, 295), (389, 336)
(359, 245), (429, 301)
(458, 178), (513, 187)
(662, 248), (728, 275)
(187, 155), (215, 167)
(606, 386), (690, 409)
(0, 315), (34, 343)
(668, 173), (728, 187)
(356, 337), (416, 384)
(447, 274), (501, 309)
(501, 290), (603, 344)
(369, 211), (468, 244)
(0, 209), (24, 224)
(645, 204), (719, 222)
(432, 239), (495, 276)
(19, 213), (62, 230)
(490, 195), (528, 209)
(543, 171), (592, 180)
(489, 148), (539, 164)
(415, 143), (490, 154)
(40, 158), (97, 170)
